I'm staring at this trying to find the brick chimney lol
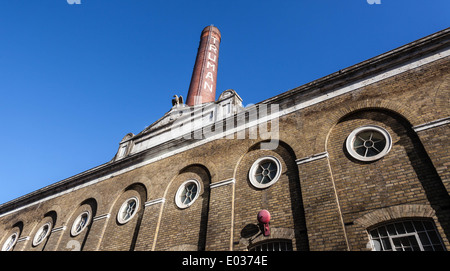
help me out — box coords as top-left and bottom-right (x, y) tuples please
(185, 25), (221, 106)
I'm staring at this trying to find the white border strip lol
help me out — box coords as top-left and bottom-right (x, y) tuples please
(92, 213), (110, 221)
(296, 152), (329, 165)
(17, 236), (30, 242)
(144, 198), (166, 207)
(210, 178), (235, 189)
(413, 116), (450, 132)
(1, 48), (448, 219)
(51, 226), (66, 233)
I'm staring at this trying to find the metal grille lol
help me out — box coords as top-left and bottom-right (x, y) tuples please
(369, 219), (446, 251)
(249, 240), (293, 251)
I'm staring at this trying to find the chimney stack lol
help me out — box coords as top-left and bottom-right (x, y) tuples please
(186, 25), (221, 106)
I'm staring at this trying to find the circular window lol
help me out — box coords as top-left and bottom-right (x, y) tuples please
(33, 222), (52, 247)
(249, 156), (282, 189)
(346, 125), (392, 162)
(71, 211), (91, 236)
(175, 180), (201, 209)
(2, 232), (18, 251)
(117, 197), (139, 224)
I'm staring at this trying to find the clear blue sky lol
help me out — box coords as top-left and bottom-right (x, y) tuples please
(0, 0), (448, 205)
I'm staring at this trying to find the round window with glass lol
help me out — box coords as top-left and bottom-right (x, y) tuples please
(175, 180), (201, 209)
(249, 156), (282, 189)
(346, 125), (392, 162)
(117, 197), (139, 224)
(32, 222), (52, 247)
(71, 211), (91, 236)
(1, 232), (18, 251)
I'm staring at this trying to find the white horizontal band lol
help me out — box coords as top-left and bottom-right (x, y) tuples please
(210, 178), (235, 189)
(17, 236), (30, 242)
(93, 213), (110, 221)
(51, 226), (66, 233)
(145, 198), (165, 207)
(413, 116), (450, 132)
(296, 152), (329, 165)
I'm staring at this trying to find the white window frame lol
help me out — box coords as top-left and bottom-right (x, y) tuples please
(1, 232), (19, 251)
(32, 222), (52, 247)
(117, 197), (139, 225)
(368, 219), (446, 251)
(71, 211), (91, 237)
(248, 156), (282, 189)
(346, 125), (392, 162)
(175, 179), (201, 209)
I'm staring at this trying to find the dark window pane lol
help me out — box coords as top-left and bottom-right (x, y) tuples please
(374, 140), (386, 151)
(414, 221), (425, 231)
(423, 221), (434, 230)
(378, 226), (388, 237)
(428, 231), (441, 245)
(387, 224), (396, 235)
(404, 221), (414, 233)
(434, 245), (444, 251)
(419, 232), (431, 245)
(367, 148), (378, 157)
(423, 245), (433, 251)
(395, 223), (406, 234)
(393, 238), (402, 251)
(381, 238), (392, 250)
(370, 229), (379, 238)
(408, 235), (420, 249)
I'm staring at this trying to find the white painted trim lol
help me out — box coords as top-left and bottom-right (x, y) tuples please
(117, 197), (139, 224)
(144, 198), (165, 207)
(51, 226), (66, 233)
(92, 213), (110, 221)
(413, 116), (450, 132)
(17, 236), (30, 242)
(70, 211), (91, 237)
(175, 180), (201, 209)
(345, 125), (392, 162)
(0, 48), (448, 219)
(210, 178), (235, 189)
(278, 49), (449, 119)
(296, 152), (329, 165)
(32, 222), (52, 246)
(249, 156), (282, 189)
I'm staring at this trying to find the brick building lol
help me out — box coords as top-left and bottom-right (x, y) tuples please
(1, 26), (449, 251)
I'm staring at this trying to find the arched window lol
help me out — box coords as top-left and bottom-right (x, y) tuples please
(368, 219), (446, 251)
(248, 239), (293, 251)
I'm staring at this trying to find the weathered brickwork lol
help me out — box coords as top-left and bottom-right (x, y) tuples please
(327, 110), (450, 250)
(205, 182), (234, 251)
(0, 30), (448, 251)
(297, 157), (348, 251)
(417, 125), (450, 194)
(232, 142), (309, 251)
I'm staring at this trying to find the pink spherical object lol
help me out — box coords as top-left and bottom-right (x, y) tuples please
(257, 209), (271, 224)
